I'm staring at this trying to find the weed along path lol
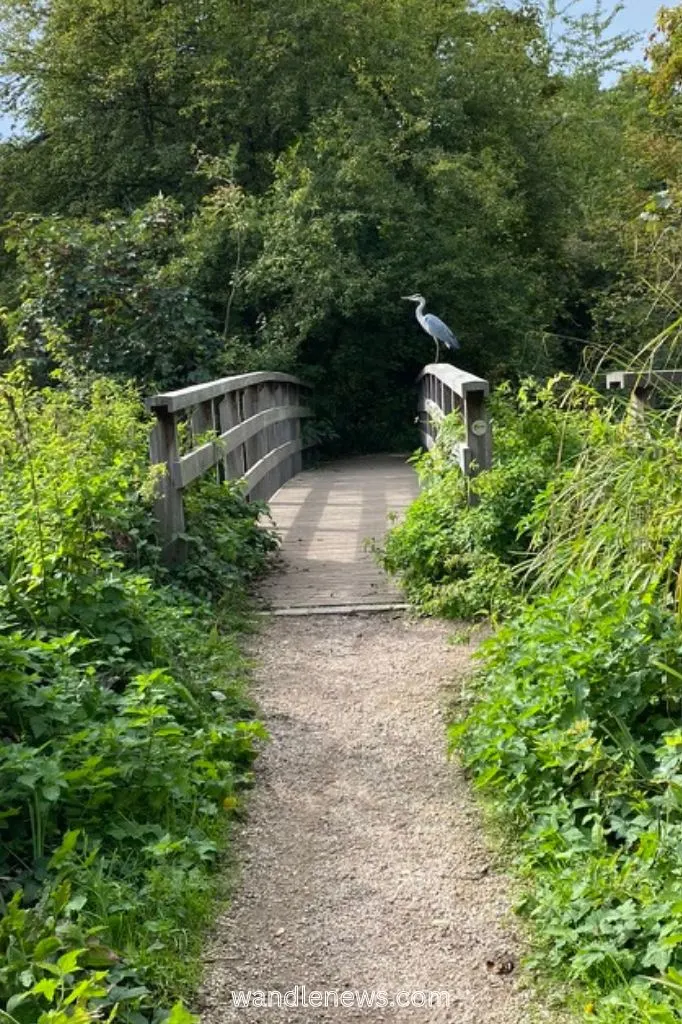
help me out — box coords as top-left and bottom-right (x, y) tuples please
(200, 459), (530, 1023)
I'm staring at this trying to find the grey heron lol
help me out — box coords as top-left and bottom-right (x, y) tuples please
(402, 294), (459, 362)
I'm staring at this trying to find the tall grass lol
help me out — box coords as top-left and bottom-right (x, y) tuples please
(449, 384), (682, 1021)
(523, 395), (682, 607)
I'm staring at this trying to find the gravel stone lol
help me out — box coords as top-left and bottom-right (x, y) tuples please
(200, 615), (534, 1023)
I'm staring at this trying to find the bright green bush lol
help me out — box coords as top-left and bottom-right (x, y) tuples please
(445, 391), (682, 1021)
(379, 378), (590, 618)
(0, 374), (276, 1022)
(453, 573), (682, 1021)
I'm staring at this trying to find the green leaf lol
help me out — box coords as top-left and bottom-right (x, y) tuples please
(30, 977), (59, 1002)
(56, 948), (85, 975)
(167, 1003), (199, 1024)
(6, 991), (30, 1012)
(65, 894), (87, 914)
(49, 829), (80, 868)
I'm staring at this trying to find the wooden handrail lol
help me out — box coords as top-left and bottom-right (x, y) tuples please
(147, 371), (312, 560)
(416, 363), (490, 398)
(606, 369), (682, 391)
(605, 368), (682, 422)
(417, 362), (491, 494)
(146, 371), (307, 413)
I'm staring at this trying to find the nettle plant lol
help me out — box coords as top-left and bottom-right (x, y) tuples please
(450, 388), (682, 1021)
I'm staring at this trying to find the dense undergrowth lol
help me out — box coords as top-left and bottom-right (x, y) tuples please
(379, 379), (590, 619)
(383, 380), (682, 1021)
(0, 372), (276, 1023)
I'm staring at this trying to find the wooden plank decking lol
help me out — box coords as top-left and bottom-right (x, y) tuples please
(258, 455), (418, 612)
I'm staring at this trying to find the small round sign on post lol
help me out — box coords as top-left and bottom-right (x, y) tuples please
(471, 420), (488, 436)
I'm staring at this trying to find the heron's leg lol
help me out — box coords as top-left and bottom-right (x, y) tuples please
(434, 338), (440, 363)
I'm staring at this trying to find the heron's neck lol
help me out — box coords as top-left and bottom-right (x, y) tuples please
(416, 298), (426, 317)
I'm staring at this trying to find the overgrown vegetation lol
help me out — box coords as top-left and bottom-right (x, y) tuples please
(0, 374), (276, 1022)
(383, 381), (682, 1021)
(379, 379), (589, 618)
(444, 394), (682, 1022)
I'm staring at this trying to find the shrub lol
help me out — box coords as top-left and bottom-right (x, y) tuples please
(448, 389), (682, 1020)
(4, 198), (222, 389)
(453, 573), (682, 1020)
(0, 373), (276, 1022)
(379, 378), (590, 618)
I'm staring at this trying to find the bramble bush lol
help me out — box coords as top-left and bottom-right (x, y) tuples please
(0, 372), (276, 1022)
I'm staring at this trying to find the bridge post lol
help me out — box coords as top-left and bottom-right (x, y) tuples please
(604, 370), (671, 428)
(149, 405), (186, 561)
(417, 363), (491, 503)
(218, 391), (243, 481)
(463, 387), (492, 476)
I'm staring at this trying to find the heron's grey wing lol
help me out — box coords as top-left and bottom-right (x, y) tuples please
(424, 313), (460, 350)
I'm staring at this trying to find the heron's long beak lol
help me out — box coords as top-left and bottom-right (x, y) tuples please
(401, 295), (415, 301)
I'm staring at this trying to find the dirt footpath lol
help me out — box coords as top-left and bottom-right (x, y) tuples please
(200, 614), (533, 1023)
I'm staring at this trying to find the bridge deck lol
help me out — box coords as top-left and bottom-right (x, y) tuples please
(259, 455), (418, 612)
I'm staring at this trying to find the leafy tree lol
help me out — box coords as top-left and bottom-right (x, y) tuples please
(585, 7), (682, 367)
(0, 0), (233, 211)
(0, 0), (652, 443)
(220, 2), (611, 446)
(4, 197), (222, 388)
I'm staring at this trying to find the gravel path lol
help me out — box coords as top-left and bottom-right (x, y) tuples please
(200, 614), (532, 1023)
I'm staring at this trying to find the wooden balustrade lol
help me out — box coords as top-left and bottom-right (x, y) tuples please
(605, 369), (682, 421)
(146, 371), (312, 558)
(417, 363), (491, 487)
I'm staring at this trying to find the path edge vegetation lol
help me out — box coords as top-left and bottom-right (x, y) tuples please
(0, 371), (277, 1024)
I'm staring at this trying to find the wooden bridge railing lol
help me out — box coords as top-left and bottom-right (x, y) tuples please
(606, 369), (682, 419)
(147, 372), (312, 557)
(417, 363), (492, 483)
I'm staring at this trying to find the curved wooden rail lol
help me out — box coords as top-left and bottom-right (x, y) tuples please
(146, 372), (312, 558)
(417, 363), (491, 481)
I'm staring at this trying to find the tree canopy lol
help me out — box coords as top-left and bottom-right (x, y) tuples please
(0, 0), (678, 447)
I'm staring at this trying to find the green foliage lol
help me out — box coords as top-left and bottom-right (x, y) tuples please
(0, 0), (239, 211)
(453, 573), (682, 1020)
(444, 384), (682, 1020)
(525, 403), (682, 601)
(385, 365), (682, 1017)
(4, 198), (222, 388)
(1, 0), (681, 1017)
(379, 378), (588, 617)
(0, 0), (648, 446)
(226, 1), (593, 447)
(176, 478), (278, 600)
(572, 8), (682, 371)
(0, 373), (276, 1022)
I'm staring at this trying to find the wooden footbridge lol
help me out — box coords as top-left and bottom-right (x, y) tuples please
(146, 364), (491, 611)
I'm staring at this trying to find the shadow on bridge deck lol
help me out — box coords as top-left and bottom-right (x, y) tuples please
(258, 454), (418, 613)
